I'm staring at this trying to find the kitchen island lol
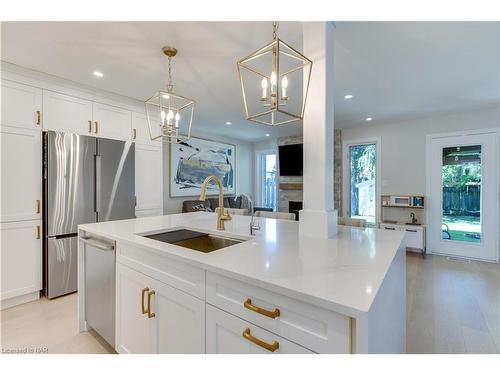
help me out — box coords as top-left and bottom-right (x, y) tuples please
(78, 212), (406, 354)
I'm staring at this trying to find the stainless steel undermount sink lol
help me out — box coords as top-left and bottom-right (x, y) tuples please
(142, 229), (244, 253)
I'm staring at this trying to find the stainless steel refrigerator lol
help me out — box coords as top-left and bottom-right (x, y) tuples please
(42, 131), (135, 299)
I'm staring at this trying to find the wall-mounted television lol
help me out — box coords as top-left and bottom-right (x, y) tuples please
(278, 144), (303, 176)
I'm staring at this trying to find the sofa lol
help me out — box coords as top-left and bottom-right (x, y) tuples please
(182, 196), (249, 213)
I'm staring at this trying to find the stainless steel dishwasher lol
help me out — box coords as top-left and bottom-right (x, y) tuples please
(81, 235), (116, 347)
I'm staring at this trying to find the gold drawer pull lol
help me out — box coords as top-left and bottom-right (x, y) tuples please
(141, 287), (149, 314)
(94, 121), (99, 134)
(147, 290), (156, 318)
(88, 120), (92, 133)
(132, 128), (137, 140)
(36, 199), (41, 214)
(36, 110), (41, 126)
(242, 328), (279, 352)
(35, 225), (41, 239)
(244, 298), (280, 319)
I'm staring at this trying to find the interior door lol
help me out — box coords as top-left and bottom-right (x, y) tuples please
(428, 132), (498, 261)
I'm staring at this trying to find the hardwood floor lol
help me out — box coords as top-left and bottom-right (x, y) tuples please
(406, 253), (500, 354)
(1, 254), (499, 354)
(0, 293), (114, 354)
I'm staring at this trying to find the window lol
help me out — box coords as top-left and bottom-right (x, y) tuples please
(346, 143), (377, 225)
(260, 153), (277, 210)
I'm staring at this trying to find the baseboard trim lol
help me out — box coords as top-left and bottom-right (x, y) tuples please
(1, 291), (40, 310)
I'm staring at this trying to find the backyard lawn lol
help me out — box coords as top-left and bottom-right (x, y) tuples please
(442, 215), (481, 243)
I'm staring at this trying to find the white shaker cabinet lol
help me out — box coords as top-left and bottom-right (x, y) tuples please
(115, 263), (156, 354)
(0, 220), (42, 302)
(206, 305), (313, 354)
(135, 143), (163, 214)
(92, 102), (132, 141)
(43, 90), (93, 135)
(0, 126), (42, 222)
(1, 80), (42, 130)
(132, 112), (153, 145)
(115, 263), (205, 354)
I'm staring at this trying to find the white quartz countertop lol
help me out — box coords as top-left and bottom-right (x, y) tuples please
(79, 212), (404, 317)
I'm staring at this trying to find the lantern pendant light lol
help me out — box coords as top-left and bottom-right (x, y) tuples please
(145, 46), (195, 143)
(237, 22), (312, 126)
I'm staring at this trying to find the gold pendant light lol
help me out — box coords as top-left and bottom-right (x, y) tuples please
(145, 46), (195, 143)
(237, 22), (312, 126)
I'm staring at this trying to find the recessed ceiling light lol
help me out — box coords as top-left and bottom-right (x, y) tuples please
(225, 121), (232, 125)
(344, 94), (353, 100)
(265, 133), (270, 137)
(93, 71), (104, 78)
(365, 117), (373, 122)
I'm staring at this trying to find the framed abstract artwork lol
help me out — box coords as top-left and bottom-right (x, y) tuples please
(169, 137), (236, 197)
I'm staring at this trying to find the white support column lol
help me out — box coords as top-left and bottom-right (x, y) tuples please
(299, 22), (337, 238)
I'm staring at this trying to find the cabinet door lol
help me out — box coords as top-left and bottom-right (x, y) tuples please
(92, 102), (131, 141)
(135, 144), (163, 211)
(132, 112), (153, 145)
(1, 80), (42, 129)
(0, 220), (42, 300)
(43, 90), (93, 134)
(404, 228), (424, 249)
(115, 263), (156, 354)
(151, 278), (205, 354)
(206, 305), (313, 354)
(0, 126), (42, 222)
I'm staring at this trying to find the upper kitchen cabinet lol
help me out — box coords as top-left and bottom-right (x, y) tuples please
(92, 102), (132, 141)
(0, 126), (42, 223)
(132, 111), (159, 145)
(1, 80), (42, 130)
(43, 90), (93, 135)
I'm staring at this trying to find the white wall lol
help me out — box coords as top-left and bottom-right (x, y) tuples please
(163, 131), (253, 214)
(341, 106), (500, 196)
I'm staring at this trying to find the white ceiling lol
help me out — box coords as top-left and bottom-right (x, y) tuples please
(1, 21), (499, 142)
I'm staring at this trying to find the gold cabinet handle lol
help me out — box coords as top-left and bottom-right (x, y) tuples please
(132, 128), (137, 140)
(36, 110), (41, 126)
(141, 287), (149, 314)
(88, 120), (92, 133)
(244, 298), (280, 319)
(94, 121), (99, 134)
(242, 328), (279, 352)
(147, 290), (156, 318)
(36, 199), (41, 214)
(36, 225), (41, 239)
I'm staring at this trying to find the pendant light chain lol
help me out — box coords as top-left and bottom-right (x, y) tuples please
(272, 21), (278, 40)
(167, 55), (173, 92)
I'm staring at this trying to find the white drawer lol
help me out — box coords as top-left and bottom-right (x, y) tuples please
(403, 228), (424, 249)
(206, 272), (351, 353)
(117, 243), (205, 299)
(206, 304), (313, 354)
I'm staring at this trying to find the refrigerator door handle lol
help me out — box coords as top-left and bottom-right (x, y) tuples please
(95, 155), (102, 214)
